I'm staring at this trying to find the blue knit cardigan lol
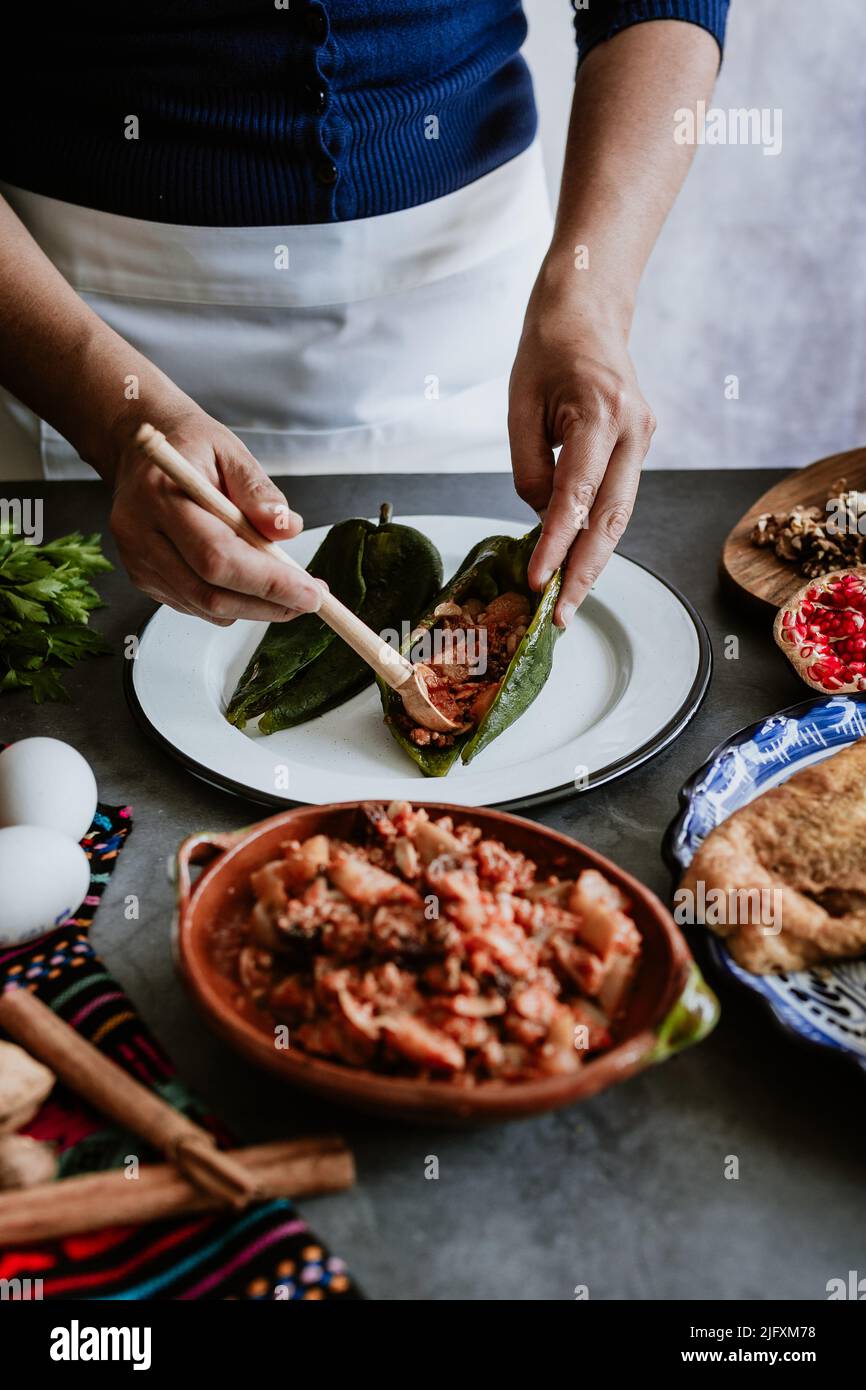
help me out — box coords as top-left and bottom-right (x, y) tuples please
(0, 1), (729, 226)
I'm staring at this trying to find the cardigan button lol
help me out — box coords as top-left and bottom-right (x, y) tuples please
(304, 83), (328, 116)
(315, 156), (338, 186)
(304, 6), (328, 44)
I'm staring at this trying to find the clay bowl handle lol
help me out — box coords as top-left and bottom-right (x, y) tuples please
(172, 828), (250, 919)
(645, 962), (719, 1066)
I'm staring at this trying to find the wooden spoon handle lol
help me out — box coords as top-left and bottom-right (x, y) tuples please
(134, 424), (413, 689)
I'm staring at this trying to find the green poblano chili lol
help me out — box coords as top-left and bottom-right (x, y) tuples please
(378, 525), (562, 776)
(226, 517), (367, 729)
(227, 505), (443, 733)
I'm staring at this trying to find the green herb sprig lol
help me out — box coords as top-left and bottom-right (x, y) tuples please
(0, 525), (113, 702)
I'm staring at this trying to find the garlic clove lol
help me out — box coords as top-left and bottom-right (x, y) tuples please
(0, 1134), (59, 1190)
(0, 1039), (56, 1133)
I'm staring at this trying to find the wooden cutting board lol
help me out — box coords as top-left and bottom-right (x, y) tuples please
(721, 446), (866, 610)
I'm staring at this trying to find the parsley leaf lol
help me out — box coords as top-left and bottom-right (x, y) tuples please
(0, 523), (112, 702)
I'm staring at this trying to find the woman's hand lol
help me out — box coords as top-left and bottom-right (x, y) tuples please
(108, 402), (324, 625)
(0, 191), (323, 625)
(508, 268), (656, 628)
(507, 18), (723, 627)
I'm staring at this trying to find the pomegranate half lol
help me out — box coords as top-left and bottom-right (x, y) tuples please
(774, 567), (866, 693)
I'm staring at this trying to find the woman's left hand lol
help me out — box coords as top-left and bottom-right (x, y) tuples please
(508, 269), (657, 629)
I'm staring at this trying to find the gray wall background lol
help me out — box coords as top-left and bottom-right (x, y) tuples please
(523, 0), (866, 470)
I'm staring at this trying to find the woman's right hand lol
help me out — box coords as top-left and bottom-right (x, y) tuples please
(107, 404), (325, 625)
(0, 195), (318, 626)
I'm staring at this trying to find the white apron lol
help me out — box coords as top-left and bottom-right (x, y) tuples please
(0, 144), (551, 481)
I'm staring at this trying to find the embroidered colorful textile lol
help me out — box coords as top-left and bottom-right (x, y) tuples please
(0, 799), (360, 1301)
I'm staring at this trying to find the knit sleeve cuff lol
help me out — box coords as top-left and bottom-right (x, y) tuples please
(572, 1), (730, 66)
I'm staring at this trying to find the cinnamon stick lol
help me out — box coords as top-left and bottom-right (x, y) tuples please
(0, 1137), (354, 1245)
(0, 989), (258, 1207)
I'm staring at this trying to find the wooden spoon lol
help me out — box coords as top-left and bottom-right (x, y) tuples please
(134, 423), (461, 733)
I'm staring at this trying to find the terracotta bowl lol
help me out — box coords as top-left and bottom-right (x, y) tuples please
(173, 802), (719, 1123)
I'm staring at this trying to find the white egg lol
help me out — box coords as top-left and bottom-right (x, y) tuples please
(0, 738), (97, 842)
(0, 826), (91, 946)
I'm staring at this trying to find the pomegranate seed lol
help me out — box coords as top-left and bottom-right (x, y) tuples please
(775, 568), (866, 694)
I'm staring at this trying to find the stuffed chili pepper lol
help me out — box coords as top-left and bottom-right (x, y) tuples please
(227, 504), (442, 733)
(378, 525), (562, 775)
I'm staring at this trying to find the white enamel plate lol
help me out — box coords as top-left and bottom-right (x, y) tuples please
(125, 516), (711, 810)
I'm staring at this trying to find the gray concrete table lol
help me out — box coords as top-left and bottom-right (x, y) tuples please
(4, 471), (864, 1301)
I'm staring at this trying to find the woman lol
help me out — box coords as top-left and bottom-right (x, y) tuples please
(0, 1), (728, 627)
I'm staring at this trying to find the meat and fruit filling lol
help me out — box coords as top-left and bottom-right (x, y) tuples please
(403, 592), (531, 748)
(217, 802), (642, 1083)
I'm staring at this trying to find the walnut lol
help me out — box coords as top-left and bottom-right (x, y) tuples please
(776, 533), (800, 561)
(751, 482), (866, 579)
(751, 512), (780, 546)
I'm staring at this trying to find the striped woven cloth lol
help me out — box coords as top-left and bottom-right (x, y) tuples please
(0, 800), (361, 1301)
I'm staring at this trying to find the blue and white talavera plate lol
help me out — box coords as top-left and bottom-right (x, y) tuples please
(664, 693), (866, 1076)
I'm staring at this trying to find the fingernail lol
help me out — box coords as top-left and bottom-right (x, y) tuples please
(537, 569), (554, 589)
(559, 602), (576, 627)
(268, 502), (301, 532)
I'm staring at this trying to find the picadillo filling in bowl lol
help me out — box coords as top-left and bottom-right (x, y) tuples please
(214, 802), (642, 1085)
